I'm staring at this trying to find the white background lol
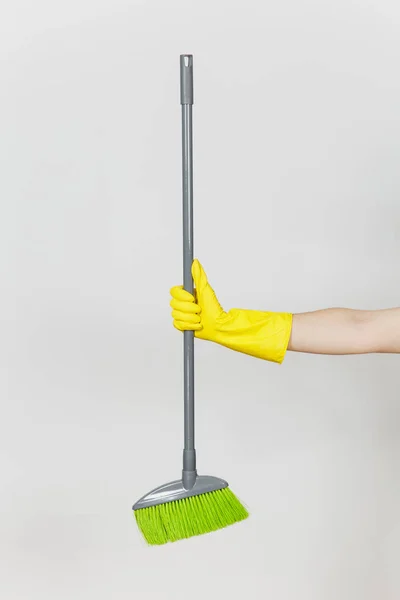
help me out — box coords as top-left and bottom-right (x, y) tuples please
(1, 1), (399, 599)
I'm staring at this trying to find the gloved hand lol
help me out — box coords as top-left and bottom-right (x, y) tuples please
(170, 259), (293, 364)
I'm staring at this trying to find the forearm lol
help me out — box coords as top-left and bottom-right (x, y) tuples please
(288, 307), (400, 355)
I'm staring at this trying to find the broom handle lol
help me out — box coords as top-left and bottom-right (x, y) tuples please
(180, 55), (197, 490)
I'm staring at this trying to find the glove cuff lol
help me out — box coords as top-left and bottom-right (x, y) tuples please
(215, 309), (293, 364)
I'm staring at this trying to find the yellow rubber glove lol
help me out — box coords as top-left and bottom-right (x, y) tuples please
(170, 259), (293, 364)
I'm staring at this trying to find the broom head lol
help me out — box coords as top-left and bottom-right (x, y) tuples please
(133, 476), (248, 545)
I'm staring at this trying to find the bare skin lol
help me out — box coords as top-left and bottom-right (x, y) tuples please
(288, 308), (400, 355)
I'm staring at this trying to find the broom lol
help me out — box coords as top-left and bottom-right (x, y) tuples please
(132, 54), (248, 545)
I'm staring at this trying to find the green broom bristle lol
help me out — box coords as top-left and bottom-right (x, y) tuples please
(134, 487), (249, 545)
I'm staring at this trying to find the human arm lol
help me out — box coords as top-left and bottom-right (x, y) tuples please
(288, 308), (400, 355)
(170, 259), (400, 363)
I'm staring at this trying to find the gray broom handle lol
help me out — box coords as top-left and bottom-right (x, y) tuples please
(180, 55), (196, 489)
